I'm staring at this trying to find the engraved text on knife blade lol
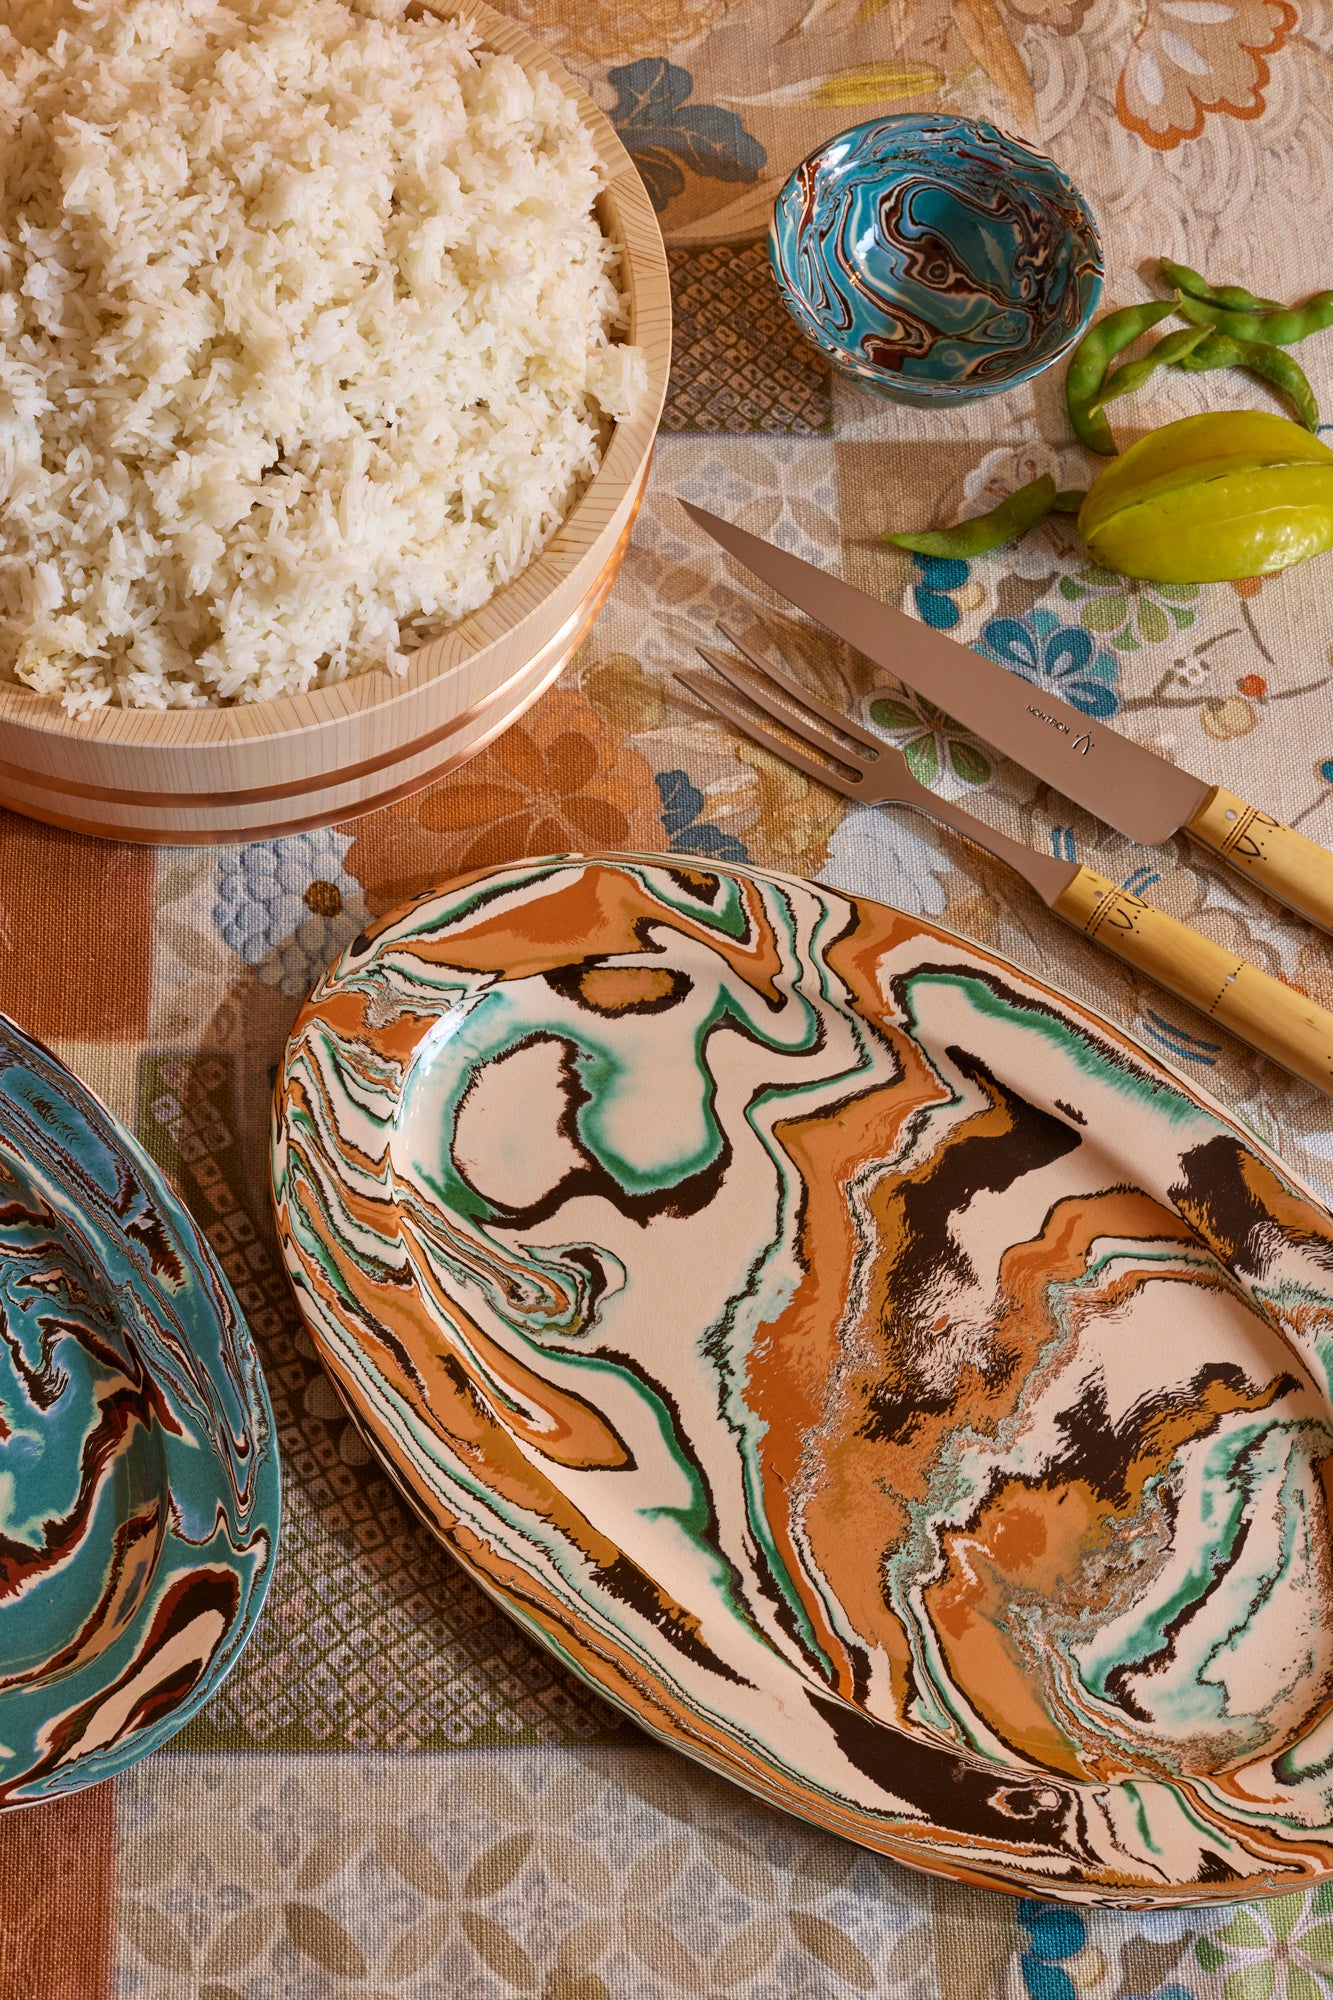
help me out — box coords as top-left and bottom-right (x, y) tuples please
(1027, 704), (1093, 755)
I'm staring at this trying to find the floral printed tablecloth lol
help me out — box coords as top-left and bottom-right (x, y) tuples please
(4, 0), (1333, 1993)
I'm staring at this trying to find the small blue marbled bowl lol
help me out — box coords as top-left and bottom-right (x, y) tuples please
(770, 114), (1102, 406)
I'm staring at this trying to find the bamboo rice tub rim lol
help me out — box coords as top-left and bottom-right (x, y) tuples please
(0, 0), (670, 754)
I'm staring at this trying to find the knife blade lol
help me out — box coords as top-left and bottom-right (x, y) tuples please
(677, 651), (1333, 1094)
(680, 500), (1333, 936)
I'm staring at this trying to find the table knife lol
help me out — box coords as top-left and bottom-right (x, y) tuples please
(680, 500), (1333, 936)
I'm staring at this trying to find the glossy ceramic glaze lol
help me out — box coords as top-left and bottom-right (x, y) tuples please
(770, 115), (1102, 404)
(273, 854), (1333, 1903)
(0, 1016), (278, 1805)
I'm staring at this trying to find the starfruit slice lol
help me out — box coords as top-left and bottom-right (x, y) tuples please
(1078, 410), (1333, 584)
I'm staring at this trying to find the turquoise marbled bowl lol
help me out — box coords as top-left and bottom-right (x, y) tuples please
(0, 1015), (279, 1806)
(770, 114), (1102, 406)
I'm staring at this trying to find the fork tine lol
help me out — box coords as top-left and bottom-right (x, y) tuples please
(673, 669), (868, 801)
(694, 645), (874, 776)
(714, 618), (886, 755)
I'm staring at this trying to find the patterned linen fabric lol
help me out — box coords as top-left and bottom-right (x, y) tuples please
(2, 0), (1333, 1992)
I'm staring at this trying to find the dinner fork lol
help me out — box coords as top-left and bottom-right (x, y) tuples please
(675, 622), (1333, 1094)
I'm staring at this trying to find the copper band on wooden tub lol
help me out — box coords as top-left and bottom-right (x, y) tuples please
(0, 625), (573, 845)
(0, 476), (641, 843)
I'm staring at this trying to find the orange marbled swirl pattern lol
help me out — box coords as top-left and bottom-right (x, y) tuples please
(271, 855), (1333, 1904)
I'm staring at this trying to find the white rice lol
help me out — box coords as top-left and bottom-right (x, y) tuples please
(0, 0), (646, 712)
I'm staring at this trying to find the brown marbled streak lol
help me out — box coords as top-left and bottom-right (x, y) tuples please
(428, 1487), (1094, 1894)
(396, 1211), (633, 1471)
(357, 862), (792, 1010)
(17, 1567), (242, 1797)
(280, 1059), (635, 1476)
(0, 1505), (161, 1694)
(287, 1159), (729, 1674)
(740, 1023), (954, 1705)
(901, 1177), (1315, 1768)
(751, 1052), (1332, 1785)
(448, 1512), (743, 1718)
(0, 1385), (154, 1603)
(723, 902), (950, 1699)
(408, 1200), (589, 1328)
(745, 1029), (1076, 1715)
(287, 1169), (628, 1519)
(1173, 1138), (1333, 1284)
(885, 1158), (1329, 1775)
(294, 987), (441, 1107)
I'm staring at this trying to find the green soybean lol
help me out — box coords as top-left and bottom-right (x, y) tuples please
(1065, 301), (1175, 455)
(1178, 331), (1321, 431)
(1174, 287), (1333, 347)
(1158, 258), (1280, 313)
(1088, 323), (1211, 408)
(1051, 489), (1088, 511)
(881, 473), (1057, 557)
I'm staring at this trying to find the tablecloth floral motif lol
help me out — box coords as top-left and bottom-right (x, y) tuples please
(113, 1751), (1333, 2000)
(115, 1749), (946, 2000)
(213, 833), (371, 999)
(523, 0), (1327, 248)
(341, 683), (668, 913)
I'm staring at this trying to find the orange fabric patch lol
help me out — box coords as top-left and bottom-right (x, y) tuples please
(0, 816), (154, 1043)
(0, 1782), (114, 1999)
(342, 683), (669, 917)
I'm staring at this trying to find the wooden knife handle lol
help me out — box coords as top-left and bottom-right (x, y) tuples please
(1186, 785), (1333, 935)
(1051, 866), (1333, 1093)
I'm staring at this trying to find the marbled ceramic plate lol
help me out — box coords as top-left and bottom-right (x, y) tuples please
(272, 855), (1333, 1904)
(0, 1015), (278, 1805)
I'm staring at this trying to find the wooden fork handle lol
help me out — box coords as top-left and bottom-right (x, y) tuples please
(1051, 866), (1333, 1093)
(1186, 786), (1333, 936)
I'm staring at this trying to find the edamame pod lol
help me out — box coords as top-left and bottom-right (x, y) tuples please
(1157, 258), (1280, 313)
(1089, 324), (1210, 408)
(1065, 302), (1175, 455)
(1174, 288), (1333, 347)
(1178, 332), (1321, 432)
(881, 473), (1056, 557)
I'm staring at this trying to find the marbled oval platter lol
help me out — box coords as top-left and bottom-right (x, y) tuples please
(0, 1014), (278, 1805)
(272, 854), (1333, 1904)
